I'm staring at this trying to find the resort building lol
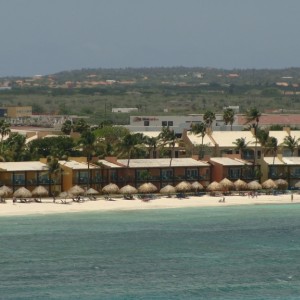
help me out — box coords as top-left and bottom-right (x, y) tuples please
(0, 161), (62, 195)
(125, 114), (241, 134)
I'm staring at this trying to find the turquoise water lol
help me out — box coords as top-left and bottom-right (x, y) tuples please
(1, 205), (300, 299)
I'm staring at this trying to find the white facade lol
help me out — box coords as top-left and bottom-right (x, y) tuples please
(125, 114), (241, 134)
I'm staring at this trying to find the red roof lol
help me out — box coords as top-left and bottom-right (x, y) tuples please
(238, 114), (300, 126)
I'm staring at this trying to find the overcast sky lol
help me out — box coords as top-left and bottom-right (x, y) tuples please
(1, 0), (300, 76)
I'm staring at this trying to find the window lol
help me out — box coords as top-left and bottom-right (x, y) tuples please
(228, 168), (240, 179)
(161, 169), (173, 180)
(78, 171), (88, 183)
(13, 173), (25, 185)
(144, 120), (149, 126)
(162, 121), (167, 126)
(186, 169), (198, 179)
(167, 121), (173, 126)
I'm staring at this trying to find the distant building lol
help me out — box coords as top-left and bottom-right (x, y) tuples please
(112, 108), (138, 113)
(0, 106), (32, 118)
(125, 114), (241, 134)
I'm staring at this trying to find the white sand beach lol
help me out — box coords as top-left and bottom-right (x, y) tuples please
(0, 193), (298, 217)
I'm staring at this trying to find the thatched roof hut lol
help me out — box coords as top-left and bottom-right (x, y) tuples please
(59, 191), (73, 199)
(219, 178), (234, 190)
(234, 179), (248, 191)
(0, 185), (13, 197)
(247, 181), (262, 190)
(68, 185), (85, 196)
(102, 183), (119, 195)
(119, 185), (138, 195)
(86, 188), (99, 195)
(206, 181), (223, 191)
(191, 181), (204, 191)
(160, 184), (176, 195)
(13, 187), (32, 198)
(175, 181), (192, 192)
(295, 181), (300, 189)
(275, 179), (288, 190)
(32, 185), (49, 197)
(262, 179), (277, 190)
(138, 182), (157, 194)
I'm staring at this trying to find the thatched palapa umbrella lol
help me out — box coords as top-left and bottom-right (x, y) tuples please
(219, 178), (234, 191)
(86, 188), (99, 195)
(32, 185), (49, 202)
(160, 184), (176, 197)
(294, 181), (300, 189)
(69, 185), (85, 196)
(102, 183), (119, 195)
(138, 182), (157, 194)
(13, 187), (32, 198)
(275, 179), (288, 190)
(234, 179), (248, 191)
(191, 181), (204, 191)
(120, 185), (138, 195)
(247, 181), (262, 191)
(206, 181), (223, 192)
(175, 181), (192, 193)
(59, 191), (73, 199)
(262, 179), (277, 190)
(0, 185), (13, 197)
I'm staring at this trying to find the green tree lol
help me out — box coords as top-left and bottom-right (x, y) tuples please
(233, 137), (249, 158)
(203, 110), (216, 129)
(0, 120), (11, 153)
(282, 135), (300, 156)
(267, 137), (278, 164)
(61, 120), (73, 135)
(73, 118), (89, 133)
(245, 107), (261, 167)
(190, 122), (206, 158)
(79, 129), (98, 189)
(119, 133), (145, 167)
(3, 133), (27, 161)
(144, 136), (160, 158)
(158, 127), (177, 166)
(256, 128), (269, 155)
(46, 155), (62, 196)
(27, 136), (77, 159)
(223, 108), (235, 131)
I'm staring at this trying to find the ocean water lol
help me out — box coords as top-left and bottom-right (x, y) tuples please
(1, 205), (300, 300)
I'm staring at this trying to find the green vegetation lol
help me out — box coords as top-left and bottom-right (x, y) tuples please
(1, 67), (300, 125)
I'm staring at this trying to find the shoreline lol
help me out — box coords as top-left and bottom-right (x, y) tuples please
(0, 193), (298, 217)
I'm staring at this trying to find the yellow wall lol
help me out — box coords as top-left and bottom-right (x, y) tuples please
(7, 106), (32, 118)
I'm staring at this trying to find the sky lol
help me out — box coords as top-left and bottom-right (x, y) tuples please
(1, 0), (300, 77)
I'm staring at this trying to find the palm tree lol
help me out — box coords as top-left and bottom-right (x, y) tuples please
(223, 108), (235, 131)
(267, 137), (278, 164)
(245, 108), (261, 167)
(144, 136), (160, 158)
(3, 133), (27, 161)
(245, 107), (261, 126)
(190, 122), (206, 158)
(203, 110), (216, 129)
(158, 127), (177, 166)
(0, 120), (11, 153)
(79, 129), (98, 189)
(282, 135), (300, 157)
(46, 156), (61, 196)
(120, 133), (145, 167)
(256, 128), (269, 156)
(233, 137), (249, 158)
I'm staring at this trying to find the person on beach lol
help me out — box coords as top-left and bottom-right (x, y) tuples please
(13, 197), (16, 204)
(291, 193), (294, 202)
